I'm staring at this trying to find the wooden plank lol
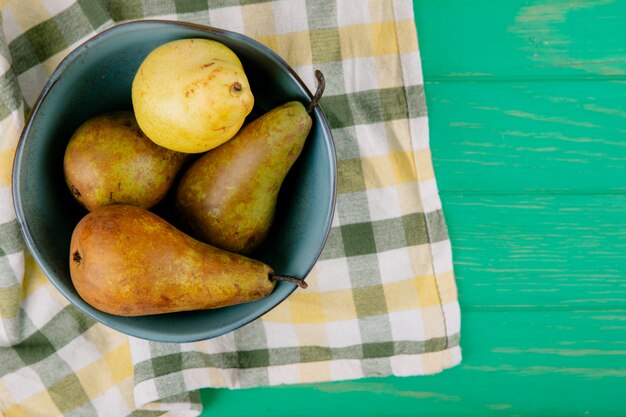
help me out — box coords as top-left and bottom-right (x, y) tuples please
(199, 2), (626, 415)
(414, 0), (626, 80)
(444, 194), (626, 309)
(200, 311), (626, 416)
(425, 81), (626, 193)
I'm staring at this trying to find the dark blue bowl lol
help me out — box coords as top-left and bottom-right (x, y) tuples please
(12, 20), (336, 342)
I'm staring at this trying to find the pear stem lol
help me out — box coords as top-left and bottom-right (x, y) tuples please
(306, 70), (326, 114)
(270, 274), (308, 289)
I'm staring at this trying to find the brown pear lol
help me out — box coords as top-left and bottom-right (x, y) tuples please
(69, 204), (287, 316)
(63, 111), (188, 211)
(175, 101), (312, 254)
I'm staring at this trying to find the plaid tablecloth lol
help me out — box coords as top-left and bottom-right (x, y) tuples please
(0, 1), (461, 415)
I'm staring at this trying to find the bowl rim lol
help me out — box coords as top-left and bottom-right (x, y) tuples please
(12, 19), (337, 342)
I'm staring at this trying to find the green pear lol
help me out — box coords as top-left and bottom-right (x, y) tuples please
(69, 204), (305, 317)
(175, 100), (313, 255)
(63, 111), (187, 211)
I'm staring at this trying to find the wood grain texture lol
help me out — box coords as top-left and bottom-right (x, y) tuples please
(428, 82), (626, 192)
(200, 1), (626, 415)
(415, 0), (626, 80)
(446, 194), (626, 309)
(202, 311), (626, 416)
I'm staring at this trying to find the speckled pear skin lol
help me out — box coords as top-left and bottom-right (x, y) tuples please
(69, 204), (276, 316)
(132, 38), (254, 153)
(63, 111), (188, 211)
(175, 101), (313, 255)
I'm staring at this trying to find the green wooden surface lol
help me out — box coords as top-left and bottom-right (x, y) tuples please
(199, 1), (626, 415)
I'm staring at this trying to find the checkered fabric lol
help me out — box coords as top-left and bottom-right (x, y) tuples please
(0, 1), (461, 415)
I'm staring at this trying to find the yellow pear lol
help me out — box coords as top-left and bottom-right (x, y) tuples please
(132, 38), (254, 153)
